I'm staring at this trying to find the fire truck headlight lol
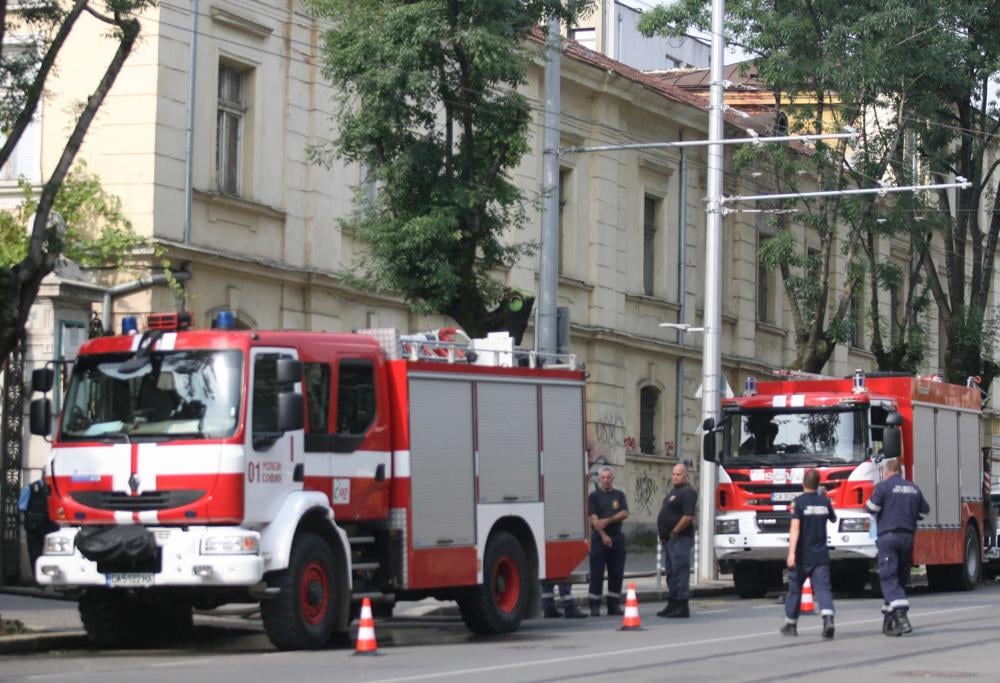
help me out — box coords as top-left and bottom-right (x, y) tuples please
(201, 533), (260, 555)
(839, 518), (870, 533)
(43, 535), (74, 556)
(715, 519), (740, 535)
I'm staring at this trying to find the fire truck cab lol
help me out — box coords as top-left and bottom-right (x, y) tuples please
(29, 313), (590, 649)
(703, 372), (984, 599)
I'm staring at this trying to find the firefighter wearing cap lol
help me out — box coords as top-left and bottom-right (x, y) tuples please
(866, 457), (930, 636)
(588, 465), (629, 616)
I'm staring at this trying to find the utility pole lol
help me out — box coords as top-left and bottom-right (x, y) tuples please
(537, 16), (561, 356)
(697, 0), (726, 584)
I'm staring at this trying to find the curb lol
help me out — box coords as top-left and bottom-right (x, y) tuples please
(0, 631), (89, 655)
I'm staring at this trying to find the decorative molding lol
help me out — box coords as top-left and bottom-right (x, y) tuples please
(210, 5), (274, 39)
(194, 189), (286, 221)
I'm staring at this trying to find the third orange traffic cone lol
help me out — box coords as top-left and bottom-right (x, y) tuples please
(619, 582), (643, 630)
(354, 597), (380, 655)
(800, 578), (815, 614)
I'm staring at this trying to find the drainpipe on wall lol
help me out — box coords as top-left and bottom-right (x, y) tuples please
(183, 0), (201, 245)
(101, 267), (193, 334)
(674, 146), (688, 461)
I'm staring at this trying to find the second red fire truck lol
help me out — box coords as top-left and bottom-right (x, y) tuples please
(703, 372), (984, 598)
(29, 313), (590, 649)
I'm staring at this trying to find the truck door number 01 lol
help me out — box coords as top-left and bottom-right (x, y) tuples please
(247, 461), (282, 483)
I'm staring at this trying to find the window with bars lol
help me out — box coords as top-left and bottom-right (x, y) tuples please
(850, 290), (863, 348)
(639, 385), (660, 455)
(558, 168), (570, 274)
(217, 64), (247, 196)
(643, 196), (658, 296)
(757, 236), (772, 323)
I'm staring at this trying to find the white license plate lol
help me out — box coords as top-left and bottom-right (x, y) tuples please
(106, 573), (154, 588)
(771, 492), (799, 502)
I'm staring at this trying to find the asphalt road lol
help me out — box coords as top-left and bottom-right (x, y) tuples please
(4, 584), (1000, 682)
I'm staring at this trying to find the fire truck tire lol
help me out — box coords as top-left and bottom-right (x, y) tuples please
(261, 533), (339, 650)
(733, 562), (768, 599)
(953, 524), (981, 591)
(457, 531), (529, 634)
(78, 589), (147, 648)
(150, 597), (193, 641)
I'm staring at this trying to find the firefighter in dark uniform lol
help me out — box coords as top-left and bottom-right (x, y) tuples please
(588, 465), (629, 616)
(656, 463), (697, 618)
(866, 457), (930, 636)
(781, 468), (837, 638)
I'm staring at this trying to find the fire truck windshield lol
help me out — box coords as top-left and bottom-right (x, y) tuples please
(60, 349), (243, 441)
(723, 408), (867, 466)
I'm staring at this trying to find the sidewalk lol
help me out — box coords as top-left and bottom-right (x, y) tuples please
(0, 551), (733, 653)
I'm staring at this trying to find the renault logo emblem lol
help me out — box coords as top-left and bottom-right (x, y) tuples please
(128, 473), (141, 494)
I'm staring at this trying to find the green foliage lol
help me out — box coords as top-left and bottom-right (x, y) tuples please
(0, 162), (151, 270)
(643, 0), (954, 373)
(308, 0), (593, 334)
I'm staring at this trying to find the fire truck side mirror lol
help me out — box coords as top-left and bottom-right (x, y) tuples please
(277, 391), (304, 432)
(31, 368), (54, 394)
(276, 358), (303, 385)
(702, 417), (717, 463)
(882, 411), (903, 460)
(30, 398), (51, 436)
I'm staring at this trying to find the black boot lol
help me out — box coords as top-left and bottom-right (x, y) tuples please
(822, 615), (835, 639)
(543, 605), (563, 619)
(894, 609), (912, 634)
(589, 600), (601, 617)
(665, 599), (689, 618)
(881, 609), (893, 634)
(563, 602), (587, 619)
(606, 598), (624, 616)
(779, 621), (797, 636)
(657, 599), (676, 618)
(885, 610), (906, 637)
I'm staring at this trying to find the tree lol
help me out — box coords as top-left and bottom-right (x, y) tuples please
(0, 0), (152, 370)
(308, 0), (593, 338)
(904, 1), (1000, 389)
(639, 1), (971, 376)
(0, 161), (154, 272)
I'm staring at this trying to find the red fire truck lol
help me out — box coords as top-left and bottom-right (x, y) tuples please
(702, 372), (984, 598)
(28, 313), (590, 649)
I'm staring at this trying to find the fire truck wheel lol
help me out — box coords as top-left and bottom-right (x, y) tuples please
(78, 589), (146, 648)
(457, 531), (529, 634)
(954, 524), (982, 591)
(733, 562), (768, 599)
(149, 597), (193, 641)
(261, 533), (339, 650)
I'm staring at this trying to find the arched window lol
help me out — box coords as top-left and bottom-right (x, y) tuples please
(640, 385), (661, 455)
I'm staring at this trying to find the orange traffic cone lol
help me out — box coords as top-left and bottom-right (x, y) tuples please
(354, 597), (380, 655)
(800, 578), (815, 614)
(619, 582), (643, 630)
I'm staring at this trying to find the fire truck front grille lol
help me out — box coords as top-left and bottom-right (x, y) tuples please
(70, 490), (205, 511)
(755, 512), (791, 533)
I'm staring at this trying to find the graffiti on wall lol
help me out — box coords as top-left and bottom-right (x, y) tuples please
(587, 414), (625, 463)
(633, 471), (658, 516)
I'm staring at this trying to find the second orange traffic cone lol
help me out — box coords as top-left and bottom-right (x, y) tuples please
(354, 597), (380, 655)
(619, 582), (642, 630)
(800, 578), (815, 614)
